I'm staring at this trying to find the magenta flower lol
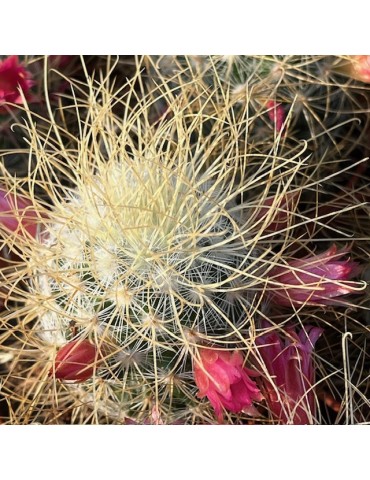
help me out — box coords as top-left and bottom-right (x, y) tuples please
(193, 348), (263, 423)
(0, 56), (35, 112)
(266, 100), (285, 132)
(49, 340), (98, 383)
(268, 244), (361, 306)
(257, 324), (323, 424)
(0, 188), (39, 238)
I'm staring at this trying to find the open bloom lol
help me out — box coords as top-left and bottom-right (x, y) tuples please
(256, 324), (323, 424)
(268, 244), (361, 306)
(193, 348), (263, 423)
(49, 340), (98, 383)
(0, 188), (39, 238)
(0, 56), (35, 112)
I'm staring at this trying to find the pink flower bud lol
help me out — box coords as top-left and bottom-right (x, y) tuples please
(49, 340), (98, 383)
(268, 244), (361, 306)
(193, 348), (263, 423)
(256, 324), (323, 424)
(266, 100), (285, 132)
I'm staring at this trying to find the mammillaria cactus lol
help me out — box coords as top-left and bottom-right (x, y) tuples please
(0, 56), (368, 425)
(0, 62), (279, 424)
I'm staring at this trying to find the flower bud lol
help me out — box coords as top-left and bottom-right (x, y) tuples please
(268, 244), (361, 306)
(50, 340), (98, 383)
(256, 324), (323, 424)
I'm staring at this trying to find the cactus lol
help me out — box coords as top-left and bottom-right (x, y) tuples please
(0, 60), (279, 424)
(0, 56), (368, 425)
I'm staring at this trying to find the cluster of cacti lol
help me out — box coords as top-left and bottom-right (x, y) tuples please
(0, 55), (369, 424)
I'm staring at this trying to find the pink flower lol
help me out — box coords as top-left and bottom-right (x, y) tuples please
(49, 340), (98, 383)
(268, 244), (361, 306)
(266, 100), (285, 132)
(193, 348), (263, 423)
(256, 324), (323, 424)
(0, 188), (38, 238)
(0, 56), (35, 112)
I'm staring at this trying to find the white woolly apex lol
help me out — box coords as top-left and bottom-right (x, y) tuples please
(115, 348), (146, 369)
(38, 310), (68, 347)
(111, 286), (135, 309)
(150, 265), (179, 294)
(93, 245), (121, 287)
